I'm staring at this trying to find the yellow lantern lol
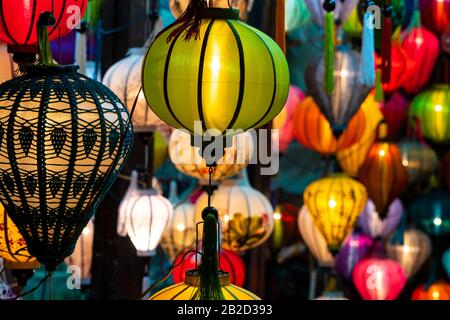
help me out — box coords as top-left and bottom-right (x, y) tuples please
(150, 270), (260, 300)
(337, 93), (384, 177)
(169, 0), (255, 21)
(303, 174), (368, 253)
(0, 204), (38, 268)
(168, 129), (254, 182)
(142, 5), (289, 136)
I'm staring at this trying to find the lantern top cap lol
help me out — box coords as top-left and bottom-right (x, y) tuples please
(25, 64), (80, 76)
(198, 8), (239, 20)
(185, 270), (231, 287)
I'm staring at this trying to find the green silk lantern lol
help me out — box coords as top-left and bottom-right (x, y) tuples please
(410, 85), (450, 144)
(142, 7), (289, 136)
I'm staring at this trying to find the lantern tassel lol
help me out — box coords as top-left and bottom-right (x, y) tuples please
(37, 12), (58, 66)
(199, 211), (224, 300)
(323, 11), (335, 94)
(381, 7), (392, 84)
(167, 0), (209, 42)
(359, 12), (375, 86)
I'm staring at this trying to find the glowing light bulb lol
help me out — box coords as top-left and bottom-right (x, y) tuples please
(340, 70), (349, 78)
(224, 214), (230, 222)
(402, 246), (410, 253)
(434, 217), (442, 226)
(435, 104), (443, 112)
(415, 37), (424, 45)
(402, 160), (409, 166)
(274, 212), (282, 220)
(378, 150), (386, 157)
(82, 227), (90, 236)
(176, 223), (186, 232)
(432, 291), (440, 299)
(328, 199), (337, 209)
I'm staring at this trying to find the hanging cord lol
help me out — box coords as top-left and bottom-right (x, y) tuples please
(11, 272), (51, 300)
(323, 0), (335, 94)
(167, 0), (209, 42)
(381, 0), (393, 84)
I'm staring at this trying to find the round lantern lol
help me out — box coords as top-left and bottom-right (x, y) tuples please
(0, 0), (88, 54)
(150, 271), (260, 300)
(409, 85), (450, 144)
(172, 249), (246, 287)
(168, 129), (254, 182)
(0, 42), (16, 84)
(376, 44), (414, 93)
(443, 248), (450, 278)
(118, 171), (173, 256)
(337, 93), (384, 177)
(103, 48), (163, 132)
(419, 0), (450, 35)
(169, 0), (255, 21)
(409, 189), (450, 236)
(293, 97), (366, 155)
(303, 174), (368, 253)
(398, 140), (438, 185)
(386, 228), (431, 278)
(401, 26), (440, 94)
(412, 282), (450, 300)
(379, 93), (410, 139)
(194, 174), (274, 252)
(304, 0), (359, 26)
(357, 138), (409, 217)
(353, 257), (407, 300)
(142, 6), (289, 136)
(298, 206), (334, 267)
(285, 0), (311, 32)
(305, 46), (372, 134)
(335, 233), (374, 280)
(0, 205), (37, 266)
(358, 199), (404, 239)
(65, 219), (94, 285)
(0, 62), (133, 269)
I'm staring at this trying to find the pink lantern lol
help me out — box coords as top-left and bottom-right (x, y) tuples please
(379, 93), (410, 139)
(402, 27), (440, 94)
(377, 44), (415, 93)
(353, 257), (407, 300)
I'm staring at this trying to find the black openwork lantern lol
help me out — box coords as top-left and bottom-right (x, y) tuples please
(0, 64), (133, 269)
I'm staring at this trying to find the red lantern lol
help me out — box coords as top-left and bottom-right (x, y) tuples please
(172, 249), (246, 287)
(0, 0), (88, 54)
(376, 44), (414, 93)
(402, 27), (440, 94)
(358, 129), (409, 217)
(353, 257), (407, 300)
(411, 282), (450, 300)
(420, 0), (450, 35)
(379, 93), (410, 138)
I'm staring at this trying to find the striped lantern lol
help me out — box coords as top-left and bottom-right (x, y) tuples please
(398, 141), (438, 185)
(142, 6), (289, 136)
(412, 282), (450, 300)
(419, 0), (450, 35)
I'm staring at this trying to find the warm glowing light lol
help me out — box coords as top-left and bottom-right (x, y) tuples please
(82, 227), (90, 236)
(224, 214), (230, 222)
(274, 212), (282, 220)
(340, 70), (349, 78)
(432, 291), (440, 299)
(415, 37), (424, 45)
(378, 150), (386, 157)
(328, 199), (337, 209)
(434, 217), (442, 226)
(402, 246), (410, 253)
(176, 223), (186, 232)
(402, 160), (409, 166)
(435, 104), (443, 112)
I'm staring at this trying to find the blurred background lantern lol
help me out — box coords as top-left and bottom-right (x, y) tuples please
(379, 93), (410, 139)
(357, 132), (409, 217)
(65, 219), (95, 286)
(398, 140), (438, 185)
(298, 205), (334, 267)
(337, 94), (384, 177)
(171, 249), (246, 287)
(142, 6), (289, 136)
(314, 291), (349, 300)
(443, 248), (450, 279)
(0, 42), (15, 83)
(386, 228), (431, 278)
(271, 203), (300, 252)
(168, 129), (254, 182)
(376, 44), (414, 93)
(401, 25), (440, 94)
(335, 233), (374, 280)
(103, 48), (164, 131)
(411, 281), (450, 300)
(419, 0), (450, 35)
(304, 0), (359, 26)
(168, 0), (255, 21)
(272, 86), (304, 153)
(343, 7), (362, 39)
(293, 97), (366, 155)
(285, 0), (311, 33)
(305, 46), (371, 135)
(409, 189), (450, 236)
(118, 171), (173, 256)
(303, 174), (368, 253)
(357, 199), (404, 239)
(161, 181), (196, 261)
(194, 173), (274, 252)
(409, 85), (450, 144)
(150, 271), (260, 300)
(353, 257), (407, 300)
(50, 30), (76, 65)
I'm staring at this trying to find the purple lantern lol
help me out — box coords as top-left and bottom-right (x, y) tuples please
(335, 233), (374, 280)
(358, 198), (404, 239)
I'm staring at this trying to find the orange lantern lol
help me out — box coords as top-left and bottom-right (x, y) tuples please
(411, 282), (450, 300)
(293, 97), (366, 155)
(358, 127), (409, 217)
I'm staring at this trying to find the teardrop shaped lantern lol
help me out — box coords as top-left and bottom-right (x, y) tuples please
(0, 42), (16, 84)
(194, 173), (274, 252)
(358, 198), (404, 239)
(419, 0), (450, 35)
(103, 48), (164, 132)
(305, 46), (372, 135)
(412, 282), (450, 300)
(142, 6), (289, 136)
(386, 228), (431, 279)
(409, 84), (450, 144)
(398, 140), (438, 185)
(303, 174), (368, 253)
(293, 97), (366, 155)
(357, 130), (409, 218)
(168, 129), (254, 182)
(298, 205), (334, 267)
(353, 257), (407, 300)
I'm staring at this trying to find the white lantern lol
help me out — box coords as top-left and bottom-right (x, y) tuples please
(298, 205), (334, 267)
(194, 172), (274, 252)
(103, 48), (163, 132)
(65, 219), (94, 285)
(117, 171), (173, 256)
(0, 42), (16, 84)
(161, 181), (196, 261)
(386, 228), (432, 278)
